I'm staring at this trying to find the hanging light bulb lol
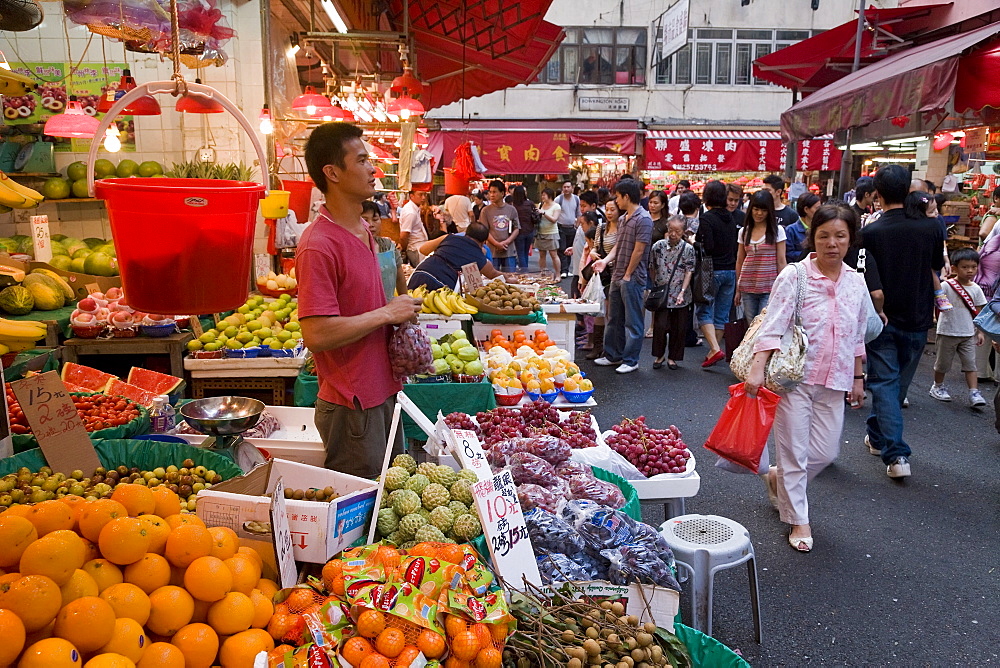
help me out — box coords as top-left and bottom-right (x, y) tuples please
(103, 124), (122, 153)
(292, 86), (333, 117)
(259, 105), (273, 135)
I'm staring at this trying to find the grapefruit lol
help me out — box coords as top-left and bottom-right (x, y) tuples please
(105, 379), (158, 408)
(71, 179), (89, 198)
(61, 363), (117, 392)
(41, 178), (71, 200)
(49, 255), (73, 271)
(127, 368), (184, 396)
(94, 159), (116, 178)
(84, 252), (117, 277)
(70, 258), (87, 273)
(116, 160), (139, 178)
(66, 161), (87, 181)
(137, 161), (163, 177)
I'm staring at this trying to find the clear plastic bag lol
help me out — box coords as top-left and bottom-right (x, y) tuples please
(536, 553), (593, 583)
(516, 484), (560, 514)
(486, 438), (521, 468)
(555, 460), (594, 479)
(521, 435), (571, 465)
(562, 501), (639, 549)
(509, 452), (557, 487)
(602, 543), (681, 591)
(524, 507), (585, 554)
(388, 322), (434, 380)
(566, 475), (626, 508)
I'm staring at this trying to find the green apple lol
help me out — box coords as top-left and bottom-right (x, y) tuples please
(432, 358), (451, 375)
(431, 344), (443, 359)
(464, 360), (484, 375)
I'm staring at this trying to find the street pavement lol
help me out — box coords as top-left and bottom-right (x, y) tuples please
(581, 334), (1000, 666)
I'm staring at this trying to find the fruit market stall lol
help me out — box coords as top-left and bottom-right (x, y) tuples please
(63, 331), (193, 379)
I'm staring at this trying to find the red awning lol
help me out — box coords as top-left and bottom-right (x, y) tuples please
(645, 131), (841, 172)
(753, 4), (951, 93)
(955, 40), (1000, 113)
(392, 0), (564, 110)
(780, 21), (1000, 141)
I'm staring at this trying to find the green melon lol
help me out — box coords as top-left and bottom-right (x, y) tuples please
(21, 273), (65, 310)
(48, 255), (73, 271)
(83, 237), (105, 249)
(0, 285), (34, 315)
(70, 257), (87, 273)
(49, 241), (68, 257)
(0, 238), (17, 253)
(84, 252), (118, 277)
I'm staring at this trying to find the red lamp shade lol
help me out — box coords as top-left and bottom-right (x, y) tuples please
(933, 133), (954, 151)
(390, 67), (423, 97)
(124, 94), (162, 116)
(292, 85), (334, 114)
(175, 80), (224, 113)
(43, 98), (101, 138)
(394, 96), (425, 120)
(97, 89), (117, 113)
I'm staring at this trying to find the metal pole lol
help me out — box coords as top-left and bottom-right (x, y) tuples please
(837, 0), (867, 200)
(784, 88), (798, 184)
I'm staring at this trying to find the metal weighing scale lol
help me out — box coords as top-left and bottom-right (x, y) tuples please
(179, 396), (268, 472)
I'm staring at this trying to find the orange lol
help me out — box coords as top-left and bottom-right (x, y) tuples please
(136, 642), (184, 668)
(24, 500), (75, 536)
(53, 596), (116, 653)
(284, 588), (317, 613)
(123, 554), (171, 594)
(236, 546), (262, 569)
(341, 637), (374, 667)
(207, 527), (238, 560)
(82, 559), (124, 593)
(190, 597), (211, 624)
(330, 576), (345, 596)
(0, 515), (37, 568)
(100, 583), (151, 626)
(136, 516), (170, 555)
(111, 485), (156, 517)
(150, 487), (181, 518)
(163, 524), (212, 568)
(256, 578), (278, 600)
(223, 555), (261, 596)
(375, 628), (405, 658)
(82, 654), (135, 668)
(443, 658), (471, 668)
(0, 607), (26, 666)
(170, 622), (219, 668)
(99, 518), (151, 566)
(249, 588), (273, 629)
(20, 535), (84, 586)
(417, 629), (446, 659)
(163, 514), (205, 530)
(98, 617), (148, 663)
(58, 495), (88, 528)
(450, 631), (481, 661)
(488, 622), (508, 643)
(375, 545), (401, 570)
(79, 500), (129, 543)
(396, 646), (421, 668)
(146, 586), (194, 637)
(470, 623), (493, 650)
(218, 629), (274, 668)
(357, 609), (386, 638)
(321, 559), (342, 591)
(80, 538), (100, 562)
(206, 591), (254, 635)
(183, 556), (232, 602)
(444, 614), (469, 639)
(17, 637), (82, 667)
(4, 575), (67, 633)
(474, 647), (502, 668)
(265, 604), (302, 644)
(268, 645), (295, 664)
(360, 654), (391, 668)
(438, 544), (465, 566)
(60, 569), (100, 606)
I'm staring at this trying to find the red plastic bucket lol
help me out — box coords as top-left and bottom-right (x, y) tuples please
(282, 179), (314, 222)
(95, 177), (265, 315)
(444, 168), (471, 195)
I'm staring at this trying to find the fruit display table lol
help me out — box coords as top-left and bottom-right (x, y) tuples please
(400, 381), (496, 442)
(541, 303), (602, 361)
(629, 471), (702, 520)
(184, 355), (306, 406)
(8, 304), (77, 346)
(62, 331), (193, 378)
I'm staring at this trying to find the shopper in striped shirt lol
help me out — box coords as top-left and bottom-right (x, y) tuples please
(735, 190), (787, 323)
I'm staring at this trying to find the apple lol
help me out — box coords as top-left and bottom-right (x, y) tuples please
(110, 311), (133, 326)
(90, 291), (105, 301)
(146, 313), (169, 321)
(463, 360), (484, 376)
(78, 297), (98, 312)
(105, 287), (123, 300)
(72, 311), (96, 324)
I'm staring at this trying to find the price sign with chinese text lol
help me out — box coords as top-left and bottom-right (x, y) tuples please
(447, 428), (492, 481)
(471, 468), (541, 587)
(461, 263), (484, 293)
(31, 215), (52, 264)
(270, 478), (298, 589)
(10, 371), (99, 474)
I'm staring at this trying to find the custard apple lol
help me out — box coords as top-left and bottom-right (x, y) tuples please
(404, 474), (430, 495)
(450, 479), (473, 505)
(416, 461), (438, 478)
(421, 483), (450, 510)
(417, 508), (431, 519)
(388, 530), (407, 545)
(429, 465), (458, 488)
(448, 501), (469, 517)
(391, 489), (422, 517)
(376, 508), (399, 536)
(414, 524), (446, 543)
(397, 513), (427, 540)
(429, 506), (454, 532)
(384, 466), (410, 491)
(457, 469), (479, 483)
(392, 453), (418, 475)
(452, 513), (482, 540)
(400, 541), (418, 550)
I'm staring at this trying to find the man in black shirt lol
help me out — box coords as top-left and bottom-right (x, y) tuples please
(860, 165), (945, 480)
(852, 178), (876, 221)
(762, 175), (800, 227)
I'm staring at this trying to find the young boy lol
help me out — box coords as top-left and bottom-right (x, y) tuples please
(930, 247), (988, 407)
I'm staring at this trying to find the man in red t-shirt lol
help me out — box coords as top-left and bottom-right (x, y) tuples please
(298, 124), (422, 477)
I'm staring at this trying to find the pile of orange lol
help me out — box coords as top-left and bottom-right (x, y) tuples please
(338, 610), (450, 668)
(0, 483), (279, 667)
(441, 613), (504, 668)
(483, 329), (556, 355)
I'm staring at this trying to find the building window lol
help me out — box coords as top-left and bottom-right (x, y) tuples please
(536, 26), (647, 85)
(653, 27), (805, 86)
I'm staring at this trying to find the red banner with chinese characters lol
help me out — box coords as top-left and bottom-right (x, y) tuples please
(644, 137), (841, 172)
(475, 132), (571, 174)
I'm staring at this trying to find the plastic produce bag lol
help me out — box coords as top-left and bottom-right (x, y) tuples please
(523, 507), (586, 554)
(581, 272), (605, 311)
(509, 452), (557, 487)
(602, 544), (681, 592)
(555, 460), (595, 479)
(570, 443), (645, 481)
(536, 553), (593, 583)
(388, 322), (434, 380)
(566, 474), (626, 508)
(521, 435), (571, 465)
(562, 500), (637, 549)
(703, 383), (780, 474)
(516, 484), (560, 513)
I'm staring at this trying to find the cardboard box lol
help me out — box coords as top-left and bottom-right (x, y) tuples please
(544, 582), (679, 632)
(0, 254), (121, 301)
(196, 458), (379, 563)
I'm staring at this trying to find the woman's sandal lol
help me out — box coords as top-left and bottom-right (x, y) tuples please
(788, 534), (813, 552)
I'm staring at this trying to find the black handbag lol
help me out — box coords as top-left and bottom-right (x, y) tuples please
(692, 242), (715, 305)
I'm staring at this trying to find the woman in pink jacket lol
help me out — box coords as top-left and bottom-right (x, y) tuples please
(744, 204), (870, 553)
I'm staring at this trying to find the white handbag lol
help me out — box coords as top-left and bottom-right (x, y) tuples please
(730, 263), (809, 393)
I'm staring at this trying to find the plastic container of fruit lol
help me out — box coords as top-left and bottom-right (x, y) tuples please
(268, 346), (300, 358)
(189, 349), (224, 359)
(411, 373), (452, 384)
(452, 373), (486, 383)
(224, 346), (262, 358)
(495, 391), (525, 406)
(71, 323), (106, 339)
(140, 322), (178, 337)
(525, 389), (560, 402)
(561, 388), (595, 403)
(111, 326), (138, 338)
(257, 286), (297, 298)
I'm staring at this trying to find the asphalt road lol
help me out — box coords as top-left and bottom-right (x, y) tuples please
(581, 335), (1000, 666)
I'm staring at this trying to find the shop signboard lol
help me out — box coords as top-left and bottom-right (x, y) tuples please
(476, 132), (571, 174)
(645, 136), (841, 172)
(987, 129), (1000, 159)
(655, 0), (690, 61)
(578, 98), (630, 112)
(965, 127), (989, 153)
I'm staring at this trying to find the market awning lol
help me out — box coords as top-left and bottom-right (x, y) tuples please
(392, 0), (565, 110)
(780, 21), (1000, 141)
(430, 120), (640, 174)
(753, 4), (951, 93)
(644, 131), (841, 172)
(955, 40), (1000, 113)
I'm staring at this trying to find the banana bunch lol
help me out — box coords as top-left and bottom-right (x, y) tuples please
(0, 172), (44, 209)
(409, 285), (478, 317)
(0, 317), (46, 352)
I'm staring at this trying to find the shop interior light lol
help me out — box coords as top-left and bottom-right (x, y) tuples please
(882, 136), (925, 145)
(394, 96), (425, 120)
(292, 85), (333, 116)
(103, 124), (122, 152)
(259, 105), (273, 135)
(113, 70), (161, 116)
(319, 0), (349, 33)
(175, 79), (224, 113)
(97, 87), (117, 114)
(390, 67), (423, 97)
(44, 96), (101, 138)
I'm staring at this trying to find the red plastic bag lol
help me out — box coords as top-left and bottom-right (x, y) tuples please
(703, 383), (781, 473)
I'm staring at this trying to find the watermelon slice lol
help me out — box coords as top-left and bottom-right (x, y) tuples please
(61, 362), (117, 393)
(127, 367), (185, 396)
(63, 381), (93, 393)
(104, 379), (159, 408)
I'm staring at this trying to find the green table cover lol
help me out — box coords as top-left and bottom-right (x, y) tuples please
(8, 303), (76, 337)
(473, 310), (547, 325)
(400, 381), (496, 441)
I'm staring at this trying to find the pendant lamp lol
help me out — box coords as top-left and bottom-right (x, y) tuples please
(387, 95), (425, 120)
(175, 79), (224, 113)
(103, 69), (161, 116)
(390, 67), (423, 97)
(97, 87), (117, 114)
(292, 85), (333, 116)
(43, 96), (101, 138)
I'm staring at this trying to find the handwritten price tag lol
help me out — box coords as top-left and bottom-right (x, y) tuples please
(10, 371), (99, 475)
(30, 215), (51, 264)
(471, 468), (541, 588)
(447, 428), (492, 481)
(270, 478), (298, 589)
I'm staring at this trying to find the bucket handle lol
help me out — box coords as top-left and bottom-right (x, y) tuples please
(86, 81), (270, 197)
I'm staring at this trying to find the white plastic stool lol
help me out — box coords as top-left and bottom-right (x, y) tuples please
(659, 514), (762, 644)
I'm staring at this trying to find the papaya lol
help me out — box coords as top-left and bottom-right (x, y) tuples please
(30, 268), (74, 300)
(21, 273), (65, 310)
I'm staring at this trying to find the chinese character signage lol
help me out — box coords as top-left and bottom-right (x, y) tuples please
(645, 137), (842, 172)
(471, 468), (541, 587)
(475, 132), (571, 174)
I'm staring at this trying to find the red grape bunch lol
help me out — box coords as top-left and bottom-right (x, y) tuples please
(475, 406), (523, 446)
(443, 411), (481, 437)
(607, 416), (691, 476)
